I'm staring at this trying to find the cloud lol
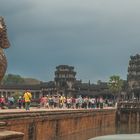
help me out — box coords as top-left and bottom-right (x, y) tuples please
(1, 0), (140, 82)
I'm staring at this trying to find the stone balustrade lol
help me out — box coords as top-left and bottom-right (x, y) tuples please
(0, 121), (24, 140)
(0, 109), (116, 140)
(117, 101), (140, 109)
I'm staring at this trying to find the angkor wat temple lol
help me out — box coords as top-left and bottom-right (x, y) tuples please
(0, 47), (139, 100)
(0, 65), (112, 99)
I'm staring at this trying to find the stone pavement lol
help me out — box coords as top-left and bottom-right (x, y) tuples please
(0, 107), (115, 113)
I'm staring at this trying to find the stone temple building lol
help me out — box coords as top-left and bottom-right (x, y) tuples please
(0, 65), (111, 99)
(127, 54), (140, 99)
(54, 65), (76, 97)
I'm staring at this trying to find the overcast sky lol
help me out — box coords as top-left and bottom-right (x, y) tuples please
(0, 0), (140, 83)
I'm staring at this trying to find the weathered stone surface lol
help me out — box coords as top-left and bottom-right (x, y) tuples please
(0, 131), (24, 140)
(0, 16), (10, 82)
(0, 48), (7, 82)
(0, 109), (116, 140)
(117, 103), (140, 134)
(0, 122), (6, 131)
(0, 17), (10, 49)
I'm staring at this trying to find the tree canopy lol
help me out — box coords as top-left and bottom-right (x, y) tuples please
(108, 75), (123, 98)
(1, 74), (41, 85)
(1, 74), (24, 85)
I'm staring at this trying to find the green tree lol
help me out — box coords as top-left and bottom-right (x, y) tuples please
(1, 74), (41, 85)
(108, 75), (123, 101)
(12, 91), (23, 102)
(97, 80), (102, 85)
(1, 74), (24, 85)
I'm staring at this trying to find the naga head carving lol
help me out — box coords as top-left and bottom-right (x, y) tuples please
(0, 16), (10, 82)
(0, 16), (10, 49)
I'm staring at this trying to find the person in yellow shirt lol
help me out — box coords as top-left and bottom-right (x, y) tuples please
(23, 90), (32, 111)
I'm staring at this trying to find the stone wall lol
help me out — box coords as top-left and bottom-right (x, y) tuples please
(0, 109), (116, 140)
(0, 122), (24, 140)
(117, 108), (140, 134)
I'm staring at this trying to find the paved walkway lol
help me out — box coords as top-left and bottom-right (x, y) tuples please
(0, 107), (115, 113)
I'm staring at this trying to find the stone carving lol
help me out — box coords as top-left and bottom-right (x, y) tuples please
(0, 17), (10, 81)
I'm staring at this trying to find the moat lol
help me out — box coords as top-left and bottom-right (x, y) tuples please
(90, 134), (140, 140)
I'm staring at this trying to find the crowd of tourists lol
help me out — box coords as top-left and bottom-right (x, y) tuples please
(0, 91), (115, 110)
(0, 90), (32, 110)
(39, 95), (114, 109)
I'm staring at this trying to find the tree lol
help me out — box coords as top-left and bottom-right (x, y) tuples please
(108, 75), (123, 101)
(97, 80), (102, 85)
(1, 74), (24, 85)
(12, 91), (23, 102)
(1, 74), (41, 85)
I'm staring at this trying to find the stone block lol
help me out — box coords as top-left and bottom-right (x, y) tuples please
(0, 131), (24, 140)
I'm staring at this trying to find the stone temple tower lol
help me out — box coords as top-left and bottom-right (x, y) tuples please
(127, 54), (140, 99)
(54, 65), (76, 96)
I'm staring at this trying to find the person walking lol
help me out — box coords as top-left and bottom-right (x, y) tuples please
(23, 90), (32, 111)
(18, 96), (23, 109)
(40, 95), (47, 108)
(0, 95), (6, 109)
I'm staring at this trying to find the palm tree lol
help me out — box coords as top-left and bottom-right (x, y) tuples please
(108, 75), (123, 102)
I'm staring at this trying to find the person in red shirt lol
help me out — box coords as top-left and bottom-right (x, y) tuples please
(0, 95), (6, 109)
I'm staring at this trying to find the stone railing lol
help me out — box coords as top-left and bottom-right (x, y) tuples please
(0, 109), (116, 140)
(117, 101), (140, 109)
(0, 122), (24, 140)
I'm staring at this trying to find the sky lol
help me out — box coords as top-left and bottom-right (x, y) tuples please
(0, 0), (140, 83)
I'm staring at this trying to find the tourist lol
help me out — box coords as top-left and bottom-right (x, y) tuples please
(77, 95), (83, 109)
(40, 95), (47, 108)
(0, 95), (6, 109)
(71, 97), (76, 109)
(83, 96), (89, 109)
(48, 95), (54, 109)
(17, 96), (23, 109)
(66, 97), (72, 108)
(45, 95), (49, 109)
(59, 95), (66, 109)
(7, 95), (15, 107)
(53, 95), (59, 108)
(23, 90), (32, 111)
(89, 97), (96, 108)
(99, 96), (104, 109)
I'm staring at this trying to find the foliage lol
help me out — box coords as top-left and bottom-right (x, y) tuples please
(1, 74), (24, 85)
(1, 74), (41, 85)
(97, 80), (102, 85)
(108, 75), (123, 97)
(12, 91), (23, 102)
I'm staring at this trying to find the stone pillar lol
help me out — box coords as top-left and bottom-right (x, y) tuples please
(0, 122), (24, 140)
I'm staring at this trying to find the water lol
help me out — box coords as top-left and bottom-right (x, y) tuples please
(89, 134), (140, 140)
